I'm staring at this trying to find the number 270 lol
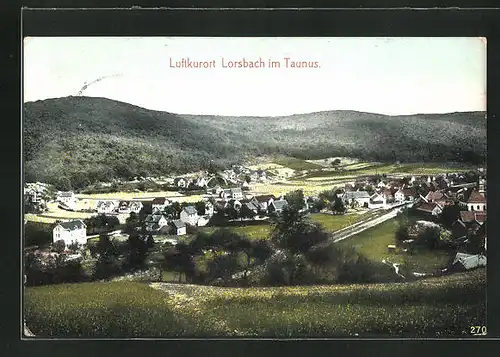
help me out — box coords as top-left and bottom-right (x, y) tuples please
(470, 325), (487, 335)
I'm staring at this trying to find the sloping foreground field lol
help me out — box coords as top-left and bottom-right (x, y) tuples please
(24, 269), (485, 338)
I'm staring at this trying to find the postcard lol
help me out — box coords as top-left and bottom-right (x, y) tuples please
(22, 37), (487, 338)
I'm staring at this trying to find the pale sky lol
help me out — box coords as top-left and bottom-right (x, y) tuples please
(23, 37), (486, 116)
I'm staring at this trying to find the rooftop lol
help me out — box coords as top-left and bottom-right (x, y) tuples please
(172, 219), (186, 228)
(467, 191), (486, 204)
(183, 206), (198, 215)
(56, 220), (86, 231)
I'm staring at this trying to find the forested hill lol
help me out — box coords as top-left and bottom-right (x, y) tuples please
(23, 96), (486, 190)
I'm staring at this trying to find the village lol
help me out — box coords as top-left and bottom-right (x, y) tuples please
(23, 160), (487, 275)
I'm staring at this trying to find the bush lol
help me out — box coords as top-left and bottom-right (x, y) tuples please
(25, 222), (53, 247)
(52, 240), (66, 253)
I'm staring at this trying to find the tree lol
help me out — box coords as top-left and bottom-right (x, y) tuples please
(194, 201), (206, 216)
(52, 240), (66, 253)
(466, 231), (485, 255)
(305, 244), (342, 267)
(124, 212), (141, 234)
(331, 158), (341, 170)
(284, 189), (306, 212)
(251, 239), (273, 264)
(106, 215), (120, 230)
(163, 242), (195, 283)
(332, 196), (346, 215)
(244, 175), (251, 184)
(188, 232), (211, 255)
(24, 221), (53, 247)
(68, 241), (80, 251)
(165, 202), (182, 219)
(210, 228), (237, 253)
(418, 226), (441, 249)
(225, 206), (239, 220)
(93, 234), (121, 280)
(313, 199), (327, 212)
(146, 234), (155, 248)
(125, 231), (149, 269)
(395, 224), (409, 243)
(83, 216), (97, 235)
(270, 194), (331, 283)
(207, 253), (240, 285)
(440, 203), (461, 229)
(439, 230), (453, 245)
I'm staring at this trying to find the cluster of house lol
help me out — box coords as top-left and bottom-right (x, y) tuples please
(162, 165), (271, 191)
(333, 172), (486, 212)
(46, 169), (487, 250)
(144, 198), (213, 235)
(24, 182), (51, 213)
(142, 192), (291, 236)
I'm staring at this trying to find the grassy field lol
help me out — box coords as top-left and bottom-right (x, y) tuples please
(249, 180), (352, 197)
(200, 224), (272, 241)
(76, 191), (185, 200)
(310, 213), (366, 232)
(336, 219), (452, 274)
(295, 162), (474, 181)
(196, 213), (367, 241)
(24, 268), (486, 338)
(272, 157), (323, 171)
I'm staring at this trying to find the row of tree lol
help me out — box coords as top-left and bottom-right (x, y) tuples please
(161, 190), (372, 287)
(24, 231), (156, 286)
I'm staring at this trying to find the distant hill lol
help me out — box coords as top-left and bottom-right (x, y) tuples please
(23, 96), (486, 190)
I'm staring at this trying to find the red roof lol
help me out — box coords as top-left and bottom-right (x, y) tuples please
(460, 211), (486, 223)
(382, 189), (393, 197)
(474, 211), (487, 223)
(152, 197), (166, 205)
(467, 191), (486, 204)
(460, 211), (475, 222)
(254, 195), (276, 202)
(425, 191), (444, 202)
(416, 202), (441, 213)
(399, 188), (416, 197)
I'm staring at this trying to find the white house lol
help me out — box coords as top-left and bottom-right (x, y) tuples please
(180, 206), (199, 226)
(152, 197), (170, 213)
(56, 191), (76, 205)
(195, 177), (208, 188)
(342, 191), (371, 208)
(269, 199), (288, 214)
(96, 200), (119, 214)
(176, 178), (187, 188)
(251, 195), (276, 211)
(220, 188), (244, 200)
(394, 188), (417, 202)
(376, 180), (388, 189)
(231, 188), (243, 200)
(118, 200), (144, 214)
(171, 219), (186, 235)
(129, 201), (143, 213)
(145, 214), (169, 232)
(368, 193), (387, 209)
(52, 220), (87, 247)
